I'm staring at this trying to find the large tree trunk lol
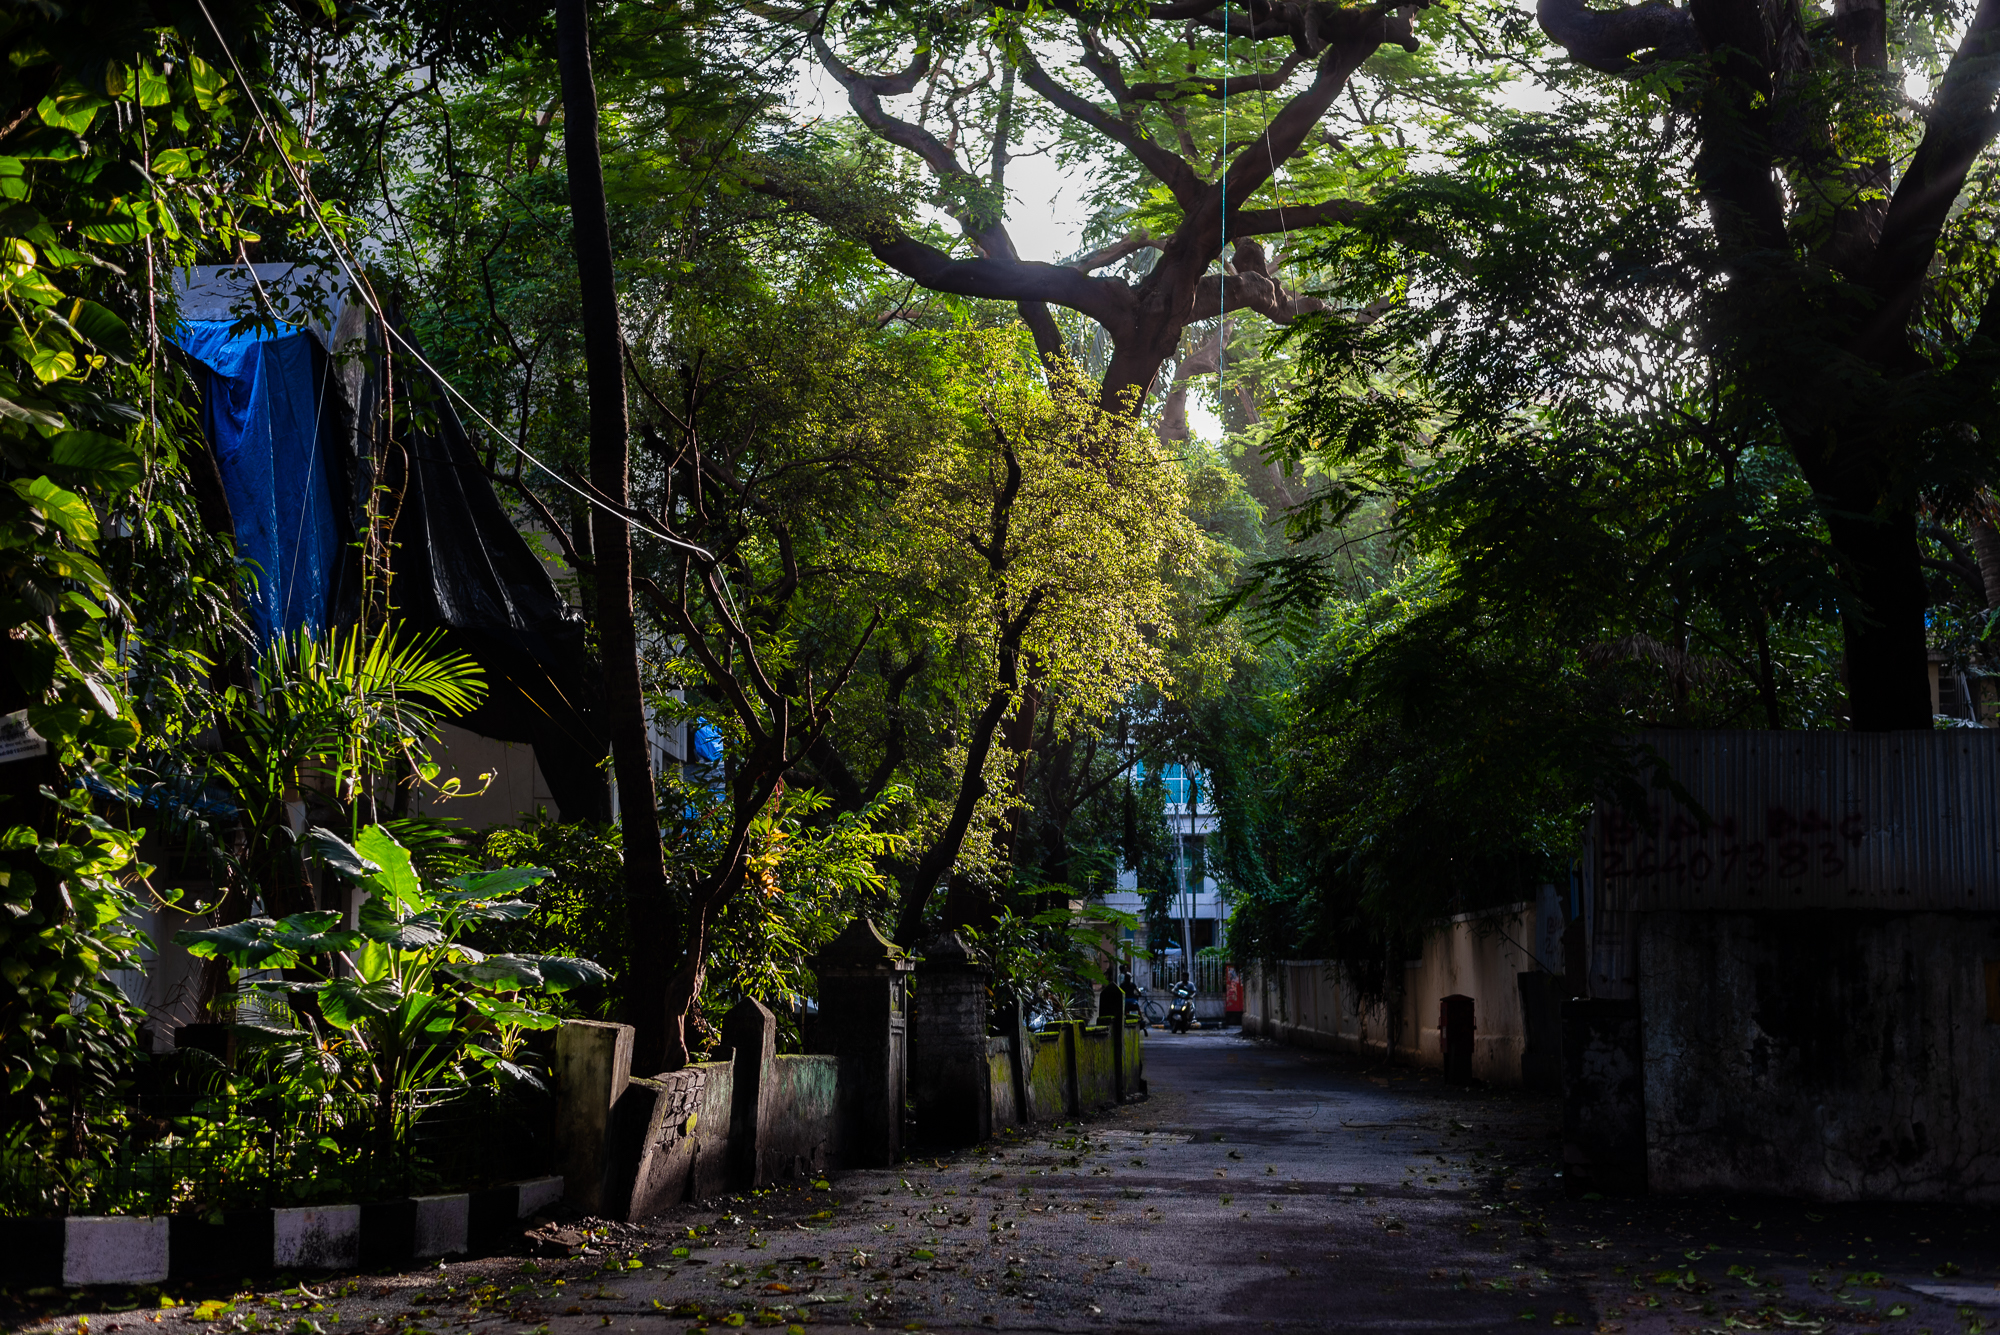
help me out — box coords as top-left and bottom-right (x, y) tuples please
(1821, 500), (1933, 730)
(1099, 270), (1200, 417)
(557, 0), (675, 1073)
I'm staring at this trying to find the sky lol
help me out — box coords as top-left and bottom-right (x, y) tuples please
(787, 56), (1096, 266)
(788, 55), (1228, 434)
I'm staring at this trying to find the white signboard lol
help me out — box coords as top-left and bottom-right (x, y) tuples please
(0, 710), (49, 765)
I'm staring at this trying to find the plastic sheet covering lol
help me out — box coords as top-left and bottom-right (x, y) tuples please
(173, 319), (343, 642)
(171, 264), (608, 822)
(375, 384), (607, 821)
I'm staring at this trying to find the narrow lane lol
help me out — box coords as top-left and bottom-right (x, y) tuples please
(34, 1031), (1999, 1335)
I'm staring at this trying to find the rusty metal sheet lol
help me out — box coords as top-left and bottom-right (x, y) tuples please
(1594, 730), (2000, 913)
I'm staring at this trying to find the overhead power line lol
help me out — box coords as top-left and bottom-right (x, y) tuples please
(191, 0), (716, 565)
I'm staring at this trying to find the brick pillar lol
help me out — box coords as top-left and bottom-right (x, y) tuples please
(810, 917), (913, 1168)
(722, 997), (776, 1190)
(910, 932), (992, 1149)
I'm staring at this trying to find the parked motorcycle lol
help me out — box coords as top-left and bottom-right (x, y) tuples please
(1167, 980), (1196, 1033)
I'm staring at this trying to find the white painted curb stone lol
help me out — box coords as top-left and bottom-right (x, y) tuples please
(273, 1205), (361, 1270)
(411, 1195), (468, 1259)
(64, 1216), (169, 1286)
(516, 1176), (563, 1216)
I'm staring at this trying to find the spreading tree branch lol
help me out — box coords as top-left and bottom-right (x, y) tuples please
(1536, 0), (1699, 71)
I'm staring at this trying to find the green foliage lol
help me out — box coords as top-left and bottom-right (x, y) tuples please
(482, 816), (629, 1017)
(480, 786), (908, 1055)
(191, 626), (488, 909)
(965, 901), (1137, 1026)
(1217, 105), (1862, 969)
(0, 3), (313, 1150)
(0, 793), (148, 1108)
(176, 825), (599, 1129)
(696, 786), (908, 1051)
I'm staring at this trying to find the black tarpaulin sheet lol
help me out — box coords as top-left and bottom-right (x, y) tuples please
(381, 387), (609, 822)
(174, 266), (608, 822)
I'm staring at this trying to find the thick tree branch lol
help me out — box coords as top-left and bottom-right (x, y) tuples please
(749, 186), (1138, 328)
(1229, 197), (1369, 235)
(1192, 265), (1329, 324)
(1920, 553), (1985, 602)
(1685, 0), (1789, 254)
(859, 649), (930, 807)
(1126, 49), (1310, 102)
(811, 34), (1031, 261)
(494, 470), (589, 572)
(1220, 30), (1401, 213)
(1018, 53), (1207, 207)
(638, 584), (765, 746)
(1069, 232), (1163, 272)
(1536, 0), (1699, 71)
(1856, 0), (2000, 359)
(891, 586), (1049, 946)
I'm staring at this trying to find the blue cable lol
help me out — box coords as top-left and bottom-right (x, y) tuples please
(1220, 1), (1228, 404)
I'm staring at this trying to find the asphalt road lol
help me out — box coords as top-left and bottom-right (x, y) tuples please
(22, 1029), (2000, 1334)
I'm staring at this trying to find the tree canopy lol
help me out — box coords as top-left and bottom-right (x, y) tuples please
(10, 0), (2000, 1087)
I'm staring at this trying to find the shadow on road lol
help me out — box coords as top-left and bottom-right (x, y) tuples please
(17, 1030), (1997, 1334)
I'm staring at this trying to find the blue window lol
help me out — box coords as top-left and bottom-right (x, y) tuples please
(1133, 760), (1202, 808)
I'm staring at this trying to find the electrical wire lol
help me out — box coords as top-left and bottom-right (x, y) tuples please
(1220, 0), (1228, 398)
(191, 0), (716, 566)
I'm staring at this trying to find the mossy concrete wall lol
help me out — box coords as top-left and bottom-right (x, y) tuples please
(988, 1037), (1019, 1129)
(1074, 1025), (1116, 1109)
(561, 1001), (1145, 1221)
(1026, 1030), (1070, 1121)
(613, 1061), (733, 1221)
(763, 1054), (837, 1184)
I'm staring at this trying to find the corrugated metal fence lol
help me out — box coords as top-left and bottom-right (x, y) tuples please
(1594, 730), (2000, 913)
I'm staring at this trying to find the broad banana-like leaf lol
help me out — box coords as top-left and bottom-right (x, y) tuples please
(353, 825), (424, 911)
(271, 910), (364, 955)
(393, 989), (456, 1037)
(516, 953), (612, 992)
(488, 1058), (547, 1090)
(303, 826), (381, 879)
(467, 993), (560, 1029)
(175, 918), (296, 970)
(443, 954), (543, 990)
(356, 937), (393, 984)
(442, 896), (535, 923)
(319, 976), (402, 1030)
(357, 901), (446, 950)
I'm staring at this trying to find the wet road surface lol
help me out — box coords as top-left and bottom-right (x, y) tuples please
(22, 1030), (1999, 1333)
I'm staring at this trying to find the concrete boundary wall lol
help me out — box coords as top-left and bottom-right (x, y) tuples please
(564, 1006), (1146, 1221)
(989, 1019), (1146, 1132)
(566, 1000), (841, 1222)
(1640, 910), (2000, 1202)
(1241, 904), (1551, 1086)
(1025, 1030), (1070, 1122)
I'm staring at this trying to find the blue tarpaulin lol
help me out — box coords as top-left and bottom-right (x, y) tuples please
(173, 319), (342, 642)
(167, 264), (612, 819)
